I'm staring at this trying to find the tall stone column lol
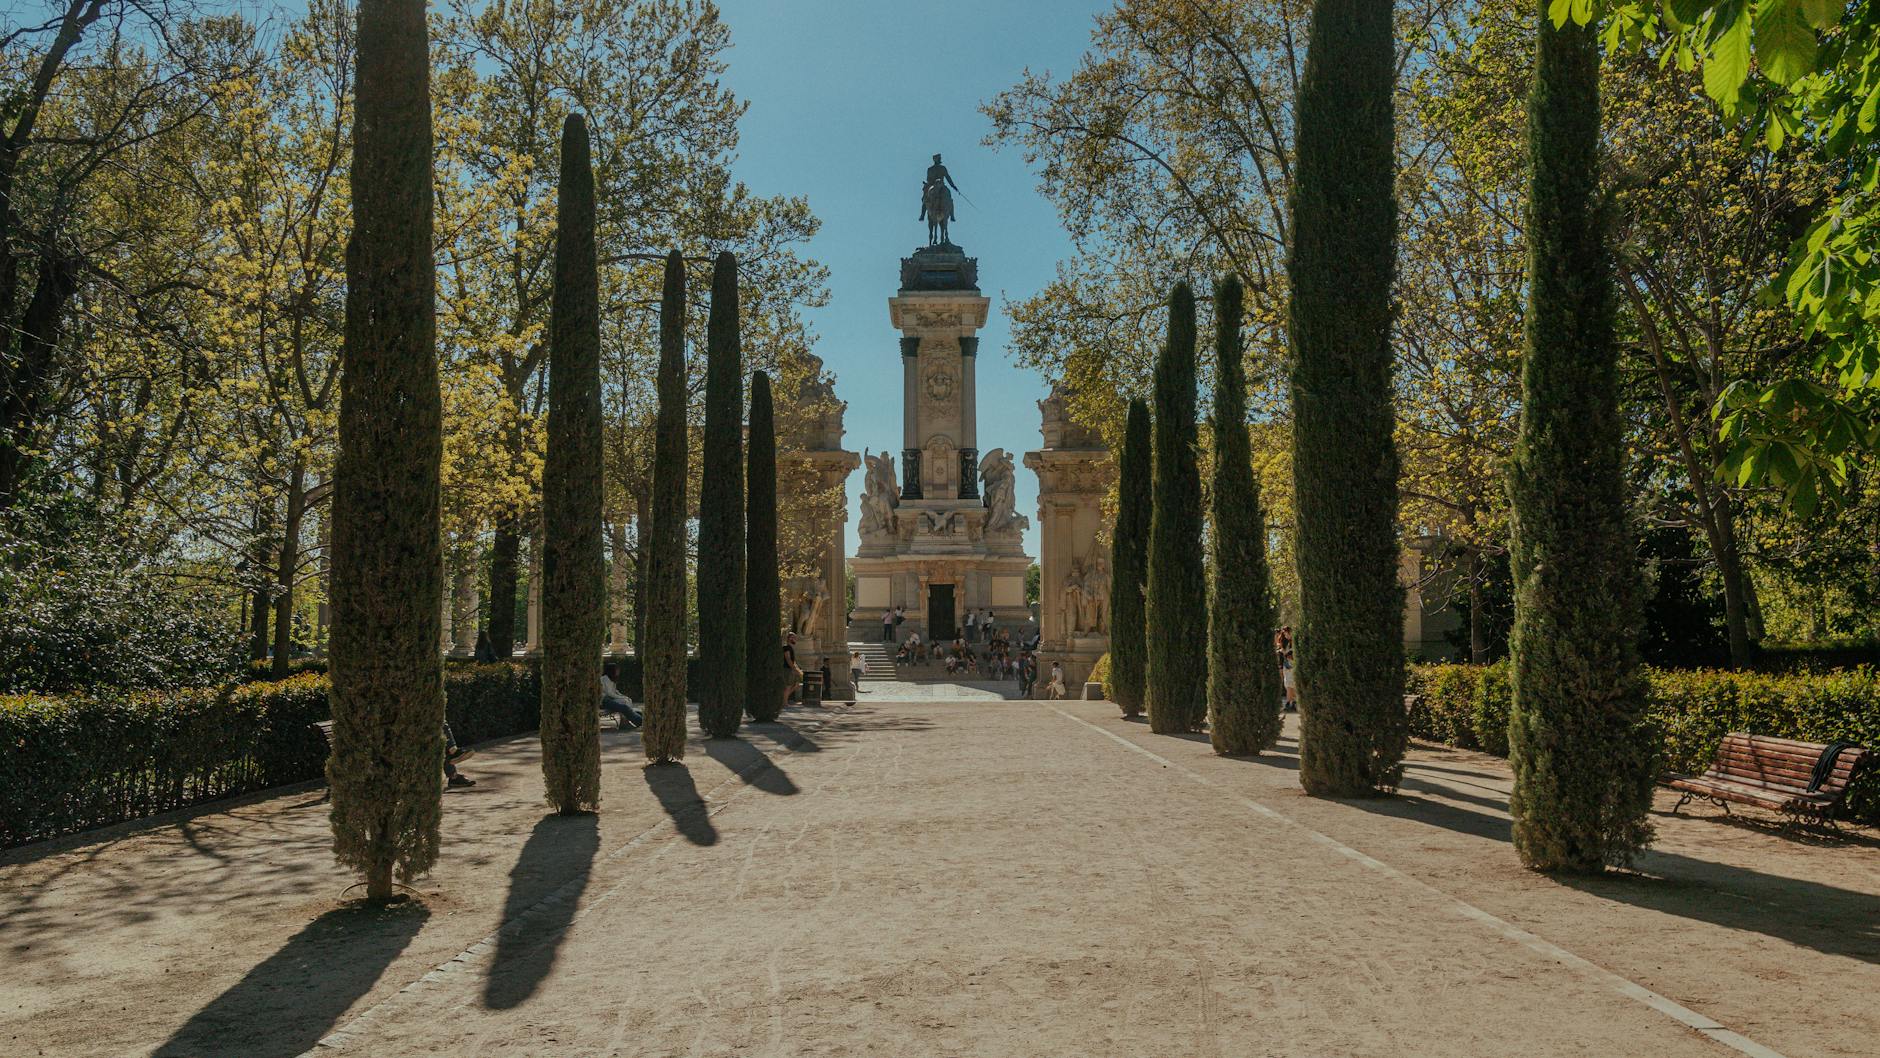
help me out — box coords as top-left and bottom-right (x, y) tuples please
(450, 564), (479, 656)
(524, 520), (543, 655)
(607, 518), (631, 654)
(900, 336), (922, 500)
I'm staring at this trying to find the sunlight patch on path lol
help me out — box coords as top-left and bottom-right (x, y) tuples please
(1047, 706), (1789, 1058)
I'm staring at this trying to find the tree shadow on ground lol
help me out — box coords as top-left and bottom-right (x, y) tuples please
(644, 763), (717, 846)
(152, 901), (428, 1057)
(747, 717), (821, 753)
(705, 738), (800, 796)
(483, 812), (600, 1010)
(1164, 731), (1303, 772)
(1344, 787), (1880, 964)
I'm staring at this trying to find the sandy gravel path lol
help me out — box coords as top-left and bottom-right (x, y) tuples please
(3, 697), (1874, 1057)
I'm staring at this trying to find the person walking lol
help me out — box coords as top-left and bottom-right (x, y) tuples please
(1046, 660), (1067, 700)
(779, 632), (803, 715)
(851, 650), (867, 695)
(964, 607), (977, 643)
(1277, 625), (1297, 712)
(882, 607), (895, 643)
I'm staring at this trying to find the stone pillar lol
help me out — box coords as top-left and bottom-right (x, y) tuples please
(607, 518), (631, 655)
(524, 521), (543, 655)
(439, 579), (453, 655)
(450, 565), (479, 656)
(1025, 383), (1114, 693)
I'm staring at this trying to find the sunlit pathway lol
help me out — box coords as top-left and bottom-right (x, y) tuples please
(290, 698), (1866, 1058)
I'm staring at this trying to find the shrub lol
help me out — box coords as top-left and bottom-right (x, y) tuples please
(0, 503), (241, 694)
(1091, 653), (1111, 701)
(1408, 662), (1880, 824)
(1, 663), (539, 848)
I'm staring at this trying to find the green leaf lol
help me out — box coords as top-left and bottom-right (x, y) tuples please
(1704, 14), (1754, 105)
(1548, 0), (1574, 29)
(1666, 0), (1710, 26)
(1791, 468), (1819, 519)
(1797, 0), (1840, 29)
(1752, 3), (1819, 86)
(1860, 80), (1880, 133)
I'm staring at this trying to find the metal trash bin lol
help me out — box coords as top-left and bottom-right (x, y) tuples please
(802, 670), (824, 704)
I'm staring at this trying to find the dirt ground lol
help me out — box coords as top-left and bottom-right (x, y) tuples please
(1, 693), (1874, 1057)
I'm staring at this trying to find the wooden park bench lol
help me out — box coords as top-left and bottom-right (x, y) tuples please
(1664, 733), (1872, 827)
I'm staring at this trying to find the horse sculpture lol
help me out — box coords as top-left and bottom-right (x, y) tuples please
(921, 179), (953, 245)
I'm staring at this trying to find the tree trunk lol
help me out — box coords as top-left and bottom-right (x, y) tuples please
(1469, 550), (1490, 664)
(633, 489), (651, 657)
(250, 502), (275, 662)
(271, 458), (307, 678)
(0, 254), (78, 508)
(487, 511), (521, 656)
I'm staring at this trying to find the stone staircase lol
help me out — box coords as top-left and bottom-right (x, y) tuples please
(848, 640), (898, 683)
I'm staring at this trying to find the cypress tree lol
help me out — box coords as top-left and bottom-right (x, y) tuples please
(1109, 399), (1152, 718)
(1144, 282), (1207, 734)
(745, 370), (785, 723)
(1288, 0), (1407, 796)
(641, 250), (689, 763)
(538, 114), (604, 812)
(1506, 6), (1652, 871)
(697, 252), (747, 739)
(326, 0), (444, 901)
(1208, 275), (1283, 755)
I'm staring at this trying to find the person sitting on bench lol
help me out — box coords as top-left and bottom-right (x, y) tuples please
(444, 722), (475, 788)
(601, 662), (642, 729)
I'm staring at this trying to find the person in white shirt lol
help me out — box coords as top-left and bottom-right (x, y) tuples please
(1047, 661), (1067, 700)
(600, 662), (642, 728)
(964, 608), (978, 642)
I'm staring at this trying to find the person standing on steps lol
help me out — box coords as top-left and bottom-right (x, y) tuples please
(882, 607), (895, 643)
(964, 607), (977, 643)
(894, 605), (906, 639)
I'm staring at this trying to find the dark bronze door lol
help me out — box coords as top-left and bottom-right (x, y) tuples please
(928, 583), (956, 641)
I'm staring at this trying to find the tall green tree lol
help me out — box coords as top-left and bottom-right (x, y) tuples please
(326, 0), (445, 901)
(1505, 6), (1653, 872)
(745, 369), (785, 723)
(1208, 275), (1283, 755)
(641, 250), (689, 763)
(1109, 398), (1152, 718)
(539, 114), (604, 812)
(1145, 282), (1207, 734)
(697, 251), (747, 739)
(1289, 0), (1406, 796)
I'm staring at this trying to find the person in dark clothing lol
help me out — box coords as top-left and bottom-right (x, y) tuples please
(474, 629), (499, 664)
(444, 722), (474, 787)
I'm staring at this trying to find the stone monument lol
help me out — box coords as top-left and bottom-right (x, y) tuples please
(776, 352), (861, 696)
(851, 159), (1034, 647)
(1024, 383), (1114, 692)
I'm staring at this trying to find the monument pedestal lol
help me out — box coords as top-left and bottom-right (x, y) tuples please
(852, 241), (1036, 649)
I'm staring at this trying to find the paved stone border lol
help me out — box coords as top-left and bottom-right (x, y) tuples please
(302, 704), (850, 1055)
(1047, 706), (1788, 1058)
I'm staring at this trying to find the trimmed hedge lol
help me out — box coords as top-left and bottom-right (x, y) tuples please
(1408, 662), (1880, 823)
(2, 662), (539, 848)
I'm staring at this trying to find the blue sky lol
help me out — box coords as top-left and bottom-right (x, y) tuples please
(713, 0), (1112, 563)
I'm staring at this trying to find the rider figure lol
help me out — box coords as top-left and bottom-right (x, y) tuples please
(920, 152), (960, 221)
